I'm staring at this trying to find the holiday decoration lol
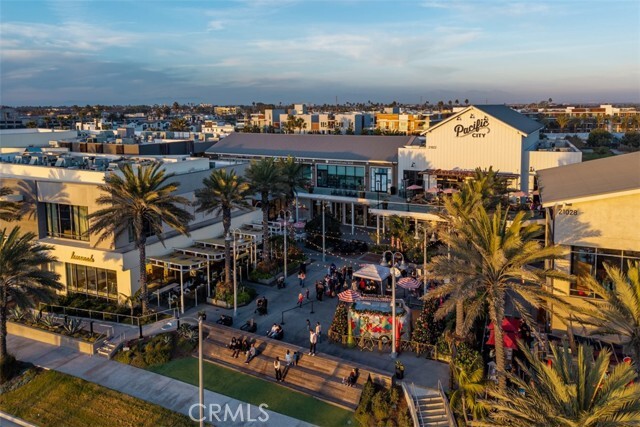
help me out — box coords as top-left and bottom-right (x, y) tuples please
(411, 298), (444, 345)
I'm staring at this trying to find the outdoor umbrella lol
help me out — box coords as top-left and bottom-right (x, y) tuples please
(486, 317), (521, 349)
(338, 289), (361, 303)
(397, 277), (421, 290)
(442, 188), (459, 194)
(406, 184), (423, 191)
(511, 191), (527, 197)
(425, 187), (440, 194)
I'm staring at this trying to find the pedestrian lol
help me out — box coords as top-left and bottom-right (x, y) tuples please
(315, 321), (322, 342)
(306, 318), (311, 331)
(274, 356), (283, 381)
(285, 349), (293, 366)
(305, 287), (310, 300)
(298, 292), (304, 308)
(298, 270), (306, 287)
(309, 329), (318, 356)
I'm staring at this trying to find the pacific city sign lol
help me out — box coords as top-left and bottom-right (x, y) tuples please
(454, 117), (491, 138)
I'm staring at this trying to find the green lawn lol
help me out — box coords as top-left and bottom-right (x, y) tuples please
(582, 150), (615, 161)
(149, 358), (356, 426)
(0, 369), (194, 427)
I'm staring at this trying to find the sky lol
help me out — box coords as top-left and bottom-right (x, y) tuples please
(1, 0), (639, 106)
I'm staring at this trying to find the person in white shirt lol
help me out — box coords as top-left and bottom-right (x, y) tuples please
(285, 349), (293, 366)
(309, 330), (318, 356)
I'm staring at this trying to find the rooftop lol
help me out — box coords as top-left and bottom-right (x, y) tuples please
(538, 152), (640, 205)
(424, 105), (544, 136)
(206, 133), (418, 163)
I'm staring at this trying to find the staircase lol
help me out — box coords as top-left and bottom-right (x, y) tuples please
(96, 333), (125, 359)
(415, 393), (449, 426)
(202, 323), (393, 410)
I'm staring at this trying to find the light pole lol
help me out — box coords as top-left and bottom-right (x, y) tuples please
(227, 229), (244, 316)
(279, 209), (294, 285)
(178, 312), (207, 427)
(315, 200), (327, 262)
(380, 250), (406, 359)
(415, 224), (437, 295)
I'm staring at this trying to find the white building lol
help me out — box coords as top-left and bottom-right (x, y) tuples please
(398, 105), (582, 193)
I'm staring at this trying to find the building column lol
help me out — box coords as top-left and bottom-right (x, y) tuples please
(351, 203), (355, 235)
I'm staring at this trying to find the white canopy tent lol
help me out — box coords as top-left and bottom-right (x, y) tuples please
(353, 264), (391, 295)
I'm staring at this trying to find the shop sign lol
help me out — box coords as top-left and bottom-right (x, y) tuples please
(454, 117), (491, 138)
(71, 251), (95, 263)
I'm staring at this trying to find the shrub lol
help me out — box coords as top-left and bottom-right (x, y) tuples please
(371, 391), (391, 422)
(453, 342), (482, 372)
(62, 318), (83, 335)
(39, 313), (59, 329)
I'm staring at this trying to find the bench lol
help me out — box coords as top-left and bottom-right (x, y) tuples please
(201, 323), (393, 410)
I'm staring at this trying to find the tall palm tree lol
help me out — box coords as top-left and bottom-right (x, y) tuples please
(0, 187), (22, 222)
(581, 262), (640, 372)
(195, 169), (251, 297)
(245, 158), (284, 262)
(427, 205), (567, 391)
(278, 157), (308, 209)
(87, 163), (193, 313)
(1, 227), (61, 380)
(555, 114), (571, 133)
(169, 118), (189, 132)
(449, 364), (489, 425)
(478, 343), (640, 427)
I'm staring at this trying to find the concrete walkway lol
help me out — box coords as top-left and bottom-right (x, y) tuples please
(7, 335), (313, 427)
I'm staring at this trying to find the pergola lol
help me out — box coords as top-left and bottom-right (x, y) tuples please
(197, 235), (257, 268)
(174, 245), (226, 298)
(147, 252), (209, 313)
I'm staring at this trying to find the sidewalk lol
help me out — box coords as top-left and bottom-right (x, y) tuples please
(7, 335), (313, 427)
(185, 245), (449, 391)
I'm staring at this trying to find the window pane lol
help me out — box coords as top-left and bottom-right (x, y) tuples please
(66, 263), (76, 291)
(97, 269), (108, 295)
(571, 251), (595, 297)
(595, 255), (621, 290)
(107, 271), (118, 296)
(59, 204), (72, 238)
(86, 268), (97, 294)
(336, 166), (345, 176)
(328, 165), (336, 174)
(355, 167), (365, 177)
(76, 265), (87, 293)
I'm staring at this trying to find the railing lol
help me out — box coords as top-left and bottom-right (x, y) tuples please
(280, 300), (314, 325)
(438, 380), (458, 427)
(40, 304), (175, 327)
(401, 382), (421, 427)
(412, 383), (426, 427)
(327, 331), (439, 358)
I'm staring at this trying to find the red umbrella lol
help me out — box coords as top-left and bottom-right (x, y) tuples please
(407, 184), (423, 191)
(443, 188), (459, 194)
(338, 289), (361, 303)
(426, 187), (440, 194)
(397, 277), (421, 289)
(486, 317), (521, 349)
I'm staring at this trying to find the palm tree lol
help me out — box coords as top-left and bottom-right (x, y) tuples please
(1, 227), (61, 380)
(195, 169), (251, 298)
(478, 343), (640, 427)
(278, 157), (308, 208)
(169, 118), (189, 132)
(449, 364), (489, 425)
(245, 158), (284, 261)
(555, 114), (571, 133)
(0, 187), (22, 222)
(581, 262), (640, 372)
(428, 205), (567, 391)
(87, 163), (193, 313)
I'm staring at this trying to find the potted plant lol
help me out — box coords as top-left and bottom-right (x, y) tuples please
(395, 360), (405, 379)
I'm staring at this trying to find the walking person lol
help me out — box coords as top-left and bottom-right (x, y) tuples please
(285, 349), (293, 366)
(298, 270), (306, 287)
(305, 287), (310, 300)
(298, 292), (304, 308)
(309, 329), (318, 356)
(315, 321), (322, 343)
(274, 357), (283, 382)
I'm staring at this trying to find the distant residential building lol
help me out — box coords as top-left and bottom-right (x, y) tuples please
(0, 108), (24, 130)
(214, 106), (239, 116)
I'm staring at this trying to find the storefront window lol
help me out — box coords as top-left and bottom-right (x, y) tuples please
(370, 167), (392, 192)
(570, 246), (639, 297)
(45, 203), (89, 241)
(316, 164), (365, 189)
(65, 262), (118, 300)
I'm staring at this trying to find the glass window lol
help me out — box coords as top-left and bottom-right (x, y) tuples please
(570, 245), (638, 297)
(315, 164), (366, 189)
(76, 265), (87, 293)
(65, 263), (118, 300)
(45, 203), (89, 241)
(107, 271), (118, 296)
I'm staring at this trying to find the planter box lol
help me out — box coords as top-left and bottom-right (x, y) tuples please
(7, 321), (103, 355)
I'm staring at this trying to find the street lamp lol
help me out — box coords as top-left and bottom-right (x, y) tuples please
(380, 250), (406, 359)
(177, 312), (207, 427)
(415, 224), (437, 295)
(279, 210), (294, 285)
(227, 229), (244, 316)
(315, 200), (327, 262)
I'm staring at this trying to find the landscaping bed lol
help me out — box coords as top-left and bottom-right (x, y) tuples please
(0, 369), (193, 427)
(112, 328), (198, 368)
(9, 307), (102, 343)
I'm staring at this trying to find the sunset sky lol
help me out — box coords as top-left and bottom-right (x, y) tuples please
(1, 0), (639, 106)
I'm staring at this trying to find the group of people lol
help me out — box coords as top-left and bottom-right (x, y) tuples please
(342, 368), (359, 387)
(308, 321), (321, 356)
(227, 336), (251, 360)
(266, 323), (284, 340)
(273, 349), (301, 382)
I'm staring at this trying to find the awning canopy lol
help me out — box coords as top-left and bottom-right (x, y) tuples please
(353, 264), (391, 282)
(174, 245), (225, 261)
(147, 253), (208, 272)
(196, 237), (253, 251)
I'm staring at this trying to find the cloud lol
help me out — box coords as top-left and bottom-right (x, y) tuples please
(207, 20), (225, 31)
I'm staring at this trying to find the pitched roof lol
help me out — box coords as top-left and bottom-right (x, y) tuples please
(538, 152), (640, 205)
(206, 133), (417, 163)
(424, 105), (543, 136)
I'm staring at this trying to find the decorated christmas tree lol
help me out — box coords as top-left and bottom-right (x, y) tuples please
(329, 302), (349, 337)
(411, 298), (444, 345)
